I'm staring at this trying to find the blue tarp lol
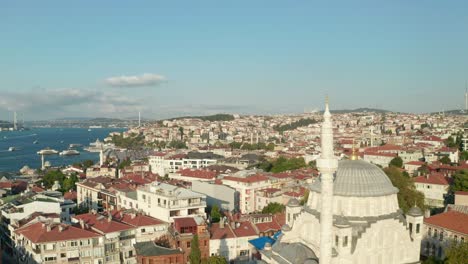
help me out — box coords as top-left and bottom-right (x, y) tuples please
(249, 236), (276, 250)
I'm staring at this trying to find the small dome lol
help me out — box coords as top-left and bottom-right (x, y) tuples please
(334, 215), (351, 227)
(287, 198), (300, 207)
(311, 160), (398, 197)
(407, 206), (423, 216)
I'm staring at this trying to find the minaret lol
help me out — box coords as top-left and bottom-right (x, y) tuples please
(138, 111), (141, 127)
(316, 97), (338, 264)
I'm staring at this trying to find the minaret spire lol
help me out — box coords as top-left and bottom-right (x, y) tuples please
(317, 96), (338, 264)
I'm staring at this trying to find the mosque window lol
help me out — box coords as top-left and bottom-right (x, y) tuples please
(416, 224), (420, 234)
(439, 231), (444, 241)
(335, 235), (339, 247)
(428, 227), (432, 236)
(343, 236), (348, 247)
(434, 229), (438, 238)
(409, 223), (413, 234)
(454, 235), (458, 242)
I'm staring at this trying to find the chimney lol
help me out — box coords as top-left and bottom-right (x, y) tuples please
(131, 213), (136, 219)
(46, 224), (51, 232)
(425, 174), (429, 180)
(59, 225), (64, 232)
(219, 217), (224, 229)
(79, 219), (85, 229)
(107, 214), (112, 222)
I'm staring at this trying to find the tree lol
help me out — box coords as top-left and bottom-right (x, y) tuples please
(210, 205), (221, 223)
(445, 241), (468, 264)
(421, 256), (443, 264)
(389, 157), (403, 168)
(261, 202), (285, 214)
(189, 234), (201, 264)
(460, 151), (468, 162)
(179, 127), (184, 141)
(300, 189), (309, 205)
(82, 160), (94, 169)
(384, 166), (425, 213)
(118, 158), (132, 170)
(439, 156), (451, 165)
(201, 256), (228, 264)
(452, 170), (468, 192)
(42, 170), (66, 190)
(62, 173), (79, 192)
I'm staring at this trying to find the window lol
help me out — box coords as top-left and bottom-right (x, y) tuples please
(439, 231), (444, 241)
(409, 223), (413, 234)
(141, 228), (146, 233)
(434, 229), (438, 238)
(461, 237), (465, 243)
(343, 236), (348, 247)
(335, 235), (339, 247)
(438, 246), (442, 258)
(454, 235), (458, 242)
(187, 242), (191, 248)
(44, 257), (56, 261)
(204, 240), (207, 246)
(428, 227), (432, 236)
(60, 253), (66, 258)
(416, 224), (420, 234)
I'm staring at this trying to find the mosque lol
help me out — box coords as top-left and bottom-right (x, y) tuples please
(259, 99), (423, 264)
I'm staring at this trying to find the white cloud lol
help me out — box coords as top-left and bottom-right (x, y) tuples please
(105, 73), (166, 87)
(0, 88), (142, 119)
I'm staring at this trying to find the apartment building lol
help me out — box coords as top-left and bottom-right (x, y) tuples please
(134, 182), (206, 222)
(148, 153), (217, 176)
(222, 174), (271, 213)
(414, 173), (451, 208)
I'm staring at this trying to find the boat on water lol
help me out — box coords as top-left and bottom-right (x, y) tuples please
(88, 129), (92, 132)
(37, 148), (59, 155)
(69, 143), (82, 148)
(33, 140), (39, 144)
(8, 147), (16, 151)
(59, 149), (80, 156)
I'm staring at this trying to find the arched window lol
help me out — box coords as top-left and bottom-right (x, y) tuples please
(438, 246), (443, 258)
(425, 241), (430, 254)
(428, 227), (432, 236)
(409, 223), (413, 234)
(431, 244), (436, 256)
(434, 229), (438, 238)
(454, 235), (458, 243)
(343, 236), (348, 247)
(439, 231), (444, 241)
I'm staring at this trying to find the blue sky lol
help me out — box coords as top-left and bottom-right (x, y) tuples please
(1, 0), (467, 120)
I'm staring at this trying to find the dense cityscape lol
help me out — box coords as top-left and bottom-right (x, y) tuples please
(0, 104), (467, 263)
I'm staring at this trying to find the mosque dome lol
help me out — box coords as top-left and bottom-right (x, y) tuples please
(287, 198), (300, 207)
(311, 160), (398, 197)
(407, 206), (423, 217)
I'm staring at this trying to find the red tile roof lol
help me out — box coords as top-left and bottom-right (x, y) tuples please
(177, 168), (217, 179)
(223, 174), (269, 184)
(15, 222), (100, 243)
(232, 221), (257, 237)
(413, 173), (451, 185)
(74, 213), (133, 234)
(405, 161), (425, 166)
(64, 190), (77, 201)
(455, 191), (468, 196)
(109, 211), (166, 227)
(424, 210), (468, 235)
(209, 223), (236, 239)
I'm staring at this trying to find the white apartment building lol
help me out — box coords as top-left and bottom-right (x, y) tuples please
(414, 173), (450, 208)
(148, 153), (217, 176)
(129, 182), (207, 222)
(222, 174), (271, 213)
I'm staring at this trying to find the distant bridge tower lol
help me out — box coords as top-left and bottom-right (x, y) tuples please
(138, 111), (141, 127)
(465, 86), (468, 111)
(13, 111), (17, 130)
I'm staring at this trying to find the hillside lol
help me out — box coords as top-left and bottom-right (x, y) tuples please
(167, 114), (235, 122)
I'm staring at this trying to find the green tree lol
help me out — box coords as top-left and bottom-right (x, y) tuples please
(210, 205), (221, 223)
(270, 156), (307, 173)
(460, 151), (468, 162)
(384, 166), (425, 213)
(389, 156), (403, 168)
(82, 160), (94, 169)
(261, 202), (285, 214)
(421, 256), (443, 264)
(445, 241), (468, 264)
(452, 170), (468, 192)
(189, 234), (201, 264)
(42, 170), (66, 190)
(62, 173), (79, 192)
(300, 189), (309, 205)
(201, 256), (228, 264)
(118, 158), (132, 170)
(179, 127), (184, 141)
(439, 156), (451, 165)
